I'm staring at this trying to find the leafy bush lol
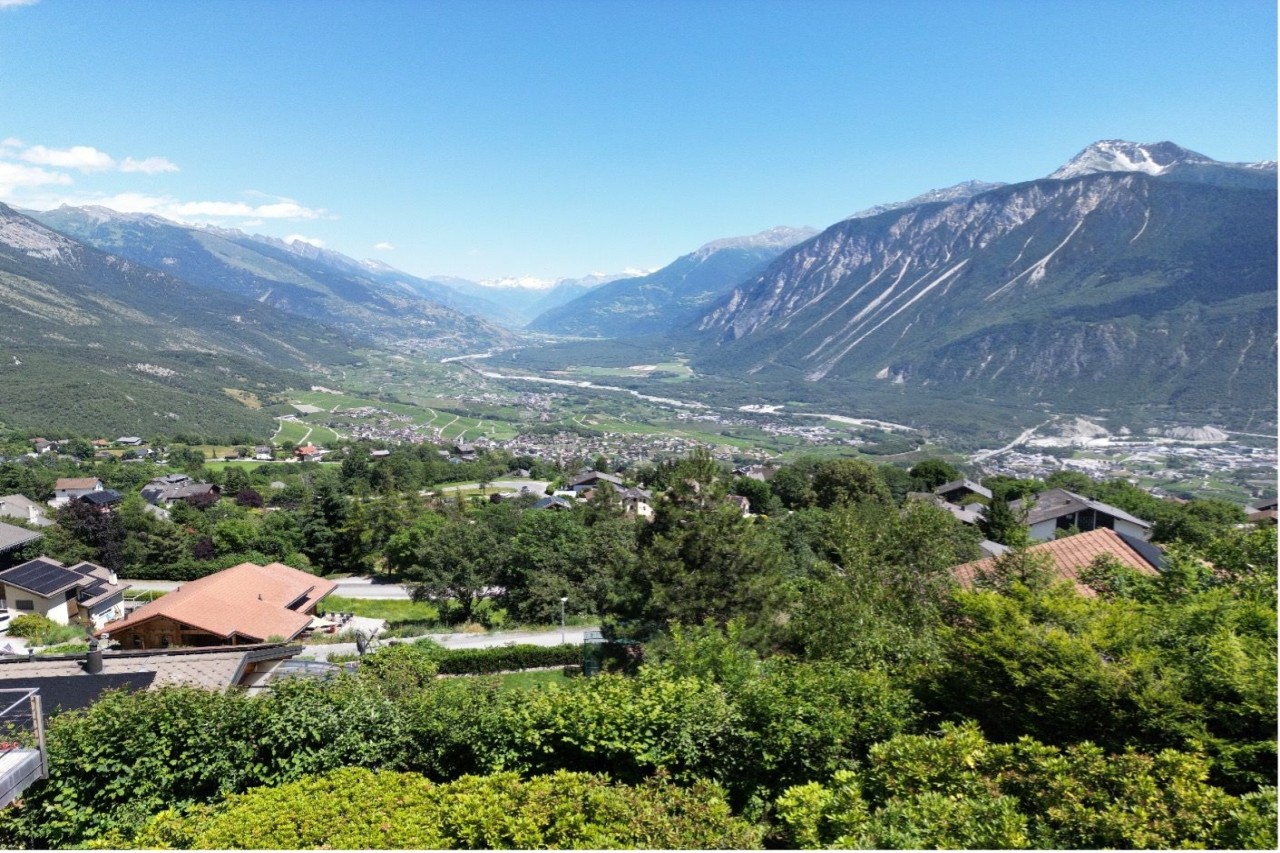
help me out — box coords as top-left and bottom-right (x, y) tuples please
(773, 722), (1277, 850)
(6, 613), (58, 639)
(6, 614), (84, 646)
(119, 767), (764, 849)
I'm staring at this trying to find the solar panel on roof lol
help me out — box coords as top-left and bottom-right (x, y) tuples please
(0, 559), (84, 597)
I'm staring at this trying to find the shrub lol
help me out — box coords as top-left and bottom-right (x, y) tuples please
(6, 613), (58, 639)
(120, 767), (764, 849)
(6, 614), (84, 646)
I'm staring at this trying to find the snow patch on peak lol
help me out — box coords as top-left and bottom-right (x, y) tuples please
(1049, 140), (1212, 180)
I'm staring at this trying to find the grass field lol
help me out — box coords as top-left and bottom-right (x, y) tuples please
(273, 419), (312, 444)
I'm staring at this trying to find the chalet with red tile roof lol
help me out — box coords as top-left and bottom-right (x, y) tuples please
(950, 528), (1163, 598)
(101, 562), (337, 649)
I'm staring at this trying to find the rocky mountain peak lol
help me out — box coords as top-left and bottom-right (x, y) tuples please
(846, 180), (1007, 220)
(1049, 140), (1214, 180)
(691, 226), (818, 259)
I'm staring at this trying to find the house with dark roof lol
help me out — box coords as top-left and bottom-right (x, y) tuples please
(0, 557), (130, 628)
(567, 470), (624, 495)
(1012, 488), (1153, 542)
(77, 489), (123, 513)
(141, 475), (219, 507)
(102, 562), (337, 649)
(532, 495), (574, 511)
(933, 479), (993, 504)
(950, 528), (1163, 598)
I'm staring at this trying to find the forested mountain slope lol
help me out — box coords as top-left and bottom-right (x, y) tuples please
(0, 204), (358, 437)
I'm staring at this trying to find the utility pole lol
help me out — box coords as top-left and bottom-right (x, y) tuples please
(559, 596), (568, 644)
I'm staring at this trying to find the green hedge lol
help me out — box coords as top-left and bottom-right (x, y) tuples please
(415, 641), (581, 675)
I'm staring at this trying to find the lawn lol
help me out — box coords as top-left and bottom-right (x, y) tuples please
(321, 595), (439, 624)
(496, 669), (574, 691)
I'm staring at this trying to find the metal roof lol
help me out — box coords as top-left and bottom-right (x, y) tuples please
(0, 522), (41, 554)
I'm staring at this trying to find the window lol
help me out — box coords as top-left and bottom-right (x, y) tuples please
(15, 600), (34, 611)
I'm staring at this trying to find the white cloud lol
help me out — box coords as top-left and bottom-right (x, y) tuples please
(0, 137), (23, 150)
(22, 144), (115, 172)
(0, 161), (73, 193)
(119, 156), (179, 174)
(166, 198), (325, 220)
(285, 234), (325, 248)
(373, 241), (395, 251)
(0, 0), (40, 9)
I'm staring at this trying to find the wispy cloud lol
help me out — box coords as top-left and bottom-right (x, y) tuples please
(0, 0), (40, 10)
(120, 156), (179, 174)
(373, 241), (395, 251)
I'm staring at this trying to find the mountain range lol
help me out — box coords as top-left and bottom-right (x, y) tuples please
(692, 141), (1276, 428)
(29, 206), (517, 351)
(1, 139), (1273, 439)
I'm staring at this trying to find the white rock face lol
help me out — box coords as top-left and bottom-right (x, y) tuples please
(1164, 425), (1229, 442)
(0, 213), (80, 262)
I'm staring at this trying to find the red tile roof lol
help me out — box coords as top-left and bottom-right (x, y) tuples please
(951, 528), (1160, 597)
(102, 562), (337, 642)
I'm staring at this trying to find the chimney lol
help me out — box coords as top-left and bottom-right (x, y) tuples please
(84, 639), (103, 675)
(107, 571), (118, 586)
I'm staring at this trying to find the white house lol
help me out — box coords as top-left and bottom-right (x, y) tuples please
(0, 557), (130, 629)
(1013, 488), (1153, 542)
(51, 477), (103, 507)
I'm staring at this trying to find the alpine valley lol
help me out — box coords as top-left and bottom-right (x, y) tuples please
(0, 140), (1274, 455)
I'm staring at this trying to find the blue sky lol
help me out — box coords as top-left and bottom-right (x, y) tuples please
(0, 0), (1274, 283)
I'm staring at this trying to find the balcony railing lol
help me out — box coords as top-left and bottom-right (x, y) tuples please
(0, 688), (46, 808)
